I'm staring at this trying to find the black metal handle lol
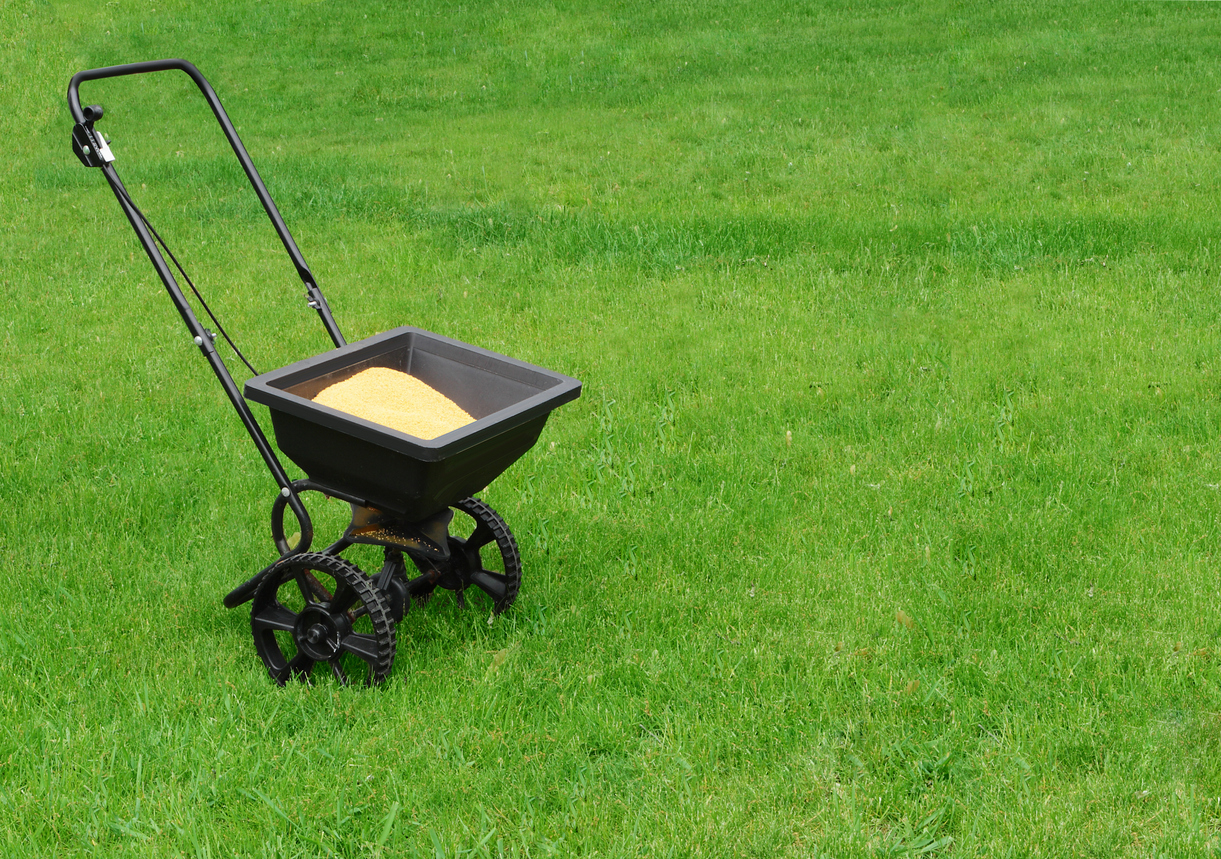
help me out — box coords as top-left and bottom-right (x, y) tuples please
(68, 59), (345, 348)
(70, 60), (335, 608)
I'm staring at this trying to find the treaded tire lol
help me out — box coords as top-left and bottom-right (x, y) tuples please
(410, 496), (522, 614)
(250, 552), (396, 686)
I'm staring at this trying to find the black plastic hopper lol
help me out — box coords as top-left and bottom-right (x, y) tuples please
(245, 326), (581, 521)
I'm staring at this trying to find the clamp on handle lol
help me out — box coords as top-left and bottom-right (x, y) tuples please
(71, 104), (114, 167)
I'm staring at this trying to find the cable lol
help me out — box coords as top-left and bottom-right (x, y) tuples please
(102, 169), (260, 377)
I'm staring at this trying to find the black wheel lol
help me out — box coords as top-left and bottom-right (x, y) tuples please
(251, 552), (396, 686)
(410, 497), (521, 614)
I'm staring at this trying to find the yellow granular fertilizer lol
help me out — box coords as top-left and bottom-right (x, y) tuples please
(312, 366), (474, 440)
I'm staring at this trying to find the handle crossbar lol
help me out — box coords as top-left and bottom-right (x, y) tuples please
(68, 58), (345, 347)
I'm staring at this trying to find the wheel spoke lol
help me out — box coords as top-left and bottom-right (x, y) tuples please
(465, 520), (495, 552)
(469, 570), (509, 603)
(296, 570), (332, 604)
(340, 633), (383, 665)
(276, 652), (315, 684)
(251, 603), (297, 633)
(330, 577), (359, 613)
(293, 570), (311, 603)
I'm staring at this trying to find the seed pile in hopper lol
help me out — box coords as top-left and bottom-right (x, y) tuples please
(312, 366), (474, 440)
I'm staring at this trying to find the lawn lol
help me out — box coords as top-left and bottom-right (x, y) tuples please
(3, 0), (1221, 855)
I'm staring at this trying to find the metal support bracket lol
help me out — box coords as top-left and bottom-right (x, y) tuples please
(346, 506), (454, 561)
(71, 105), (114, 167)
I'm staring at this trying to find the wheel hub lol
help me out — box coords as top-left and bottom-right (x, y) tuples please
(294, 605), (346, 661)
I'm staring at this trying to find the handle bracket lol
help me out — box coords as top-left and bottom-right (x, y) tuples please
(71, 104), (114, 167)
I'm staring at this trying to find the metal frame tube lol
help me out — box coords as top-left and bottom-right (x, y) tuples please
(68, 58), (346, 347)
(68, 59), (338, 556)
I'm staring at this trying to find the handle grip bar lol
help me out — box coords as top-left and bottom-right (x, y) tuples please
(68, 58), (345, 348)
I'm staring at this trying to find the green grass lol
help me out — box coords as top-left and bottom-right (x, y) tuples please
(5, 0), (1221, 854)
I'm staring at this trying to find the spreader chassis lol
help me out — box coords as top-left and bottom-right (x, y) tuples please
(68, 59), (580, 686)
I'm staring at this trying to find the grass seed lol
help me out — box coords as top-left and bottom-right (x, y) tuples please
(312, 366), (474, 440)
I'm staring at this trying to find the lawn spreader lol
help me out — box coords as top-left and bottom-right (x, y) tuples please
(68, 59), (581, 686)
